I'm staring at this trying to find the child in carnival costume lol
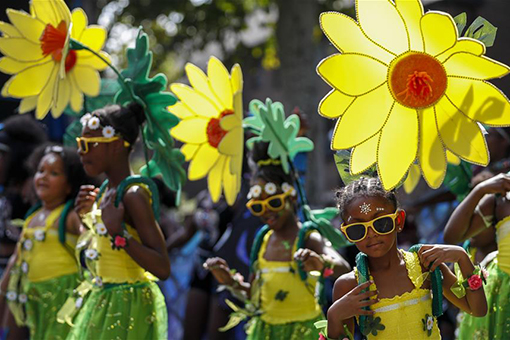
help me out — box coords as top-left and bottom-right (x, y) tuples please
(0, 145), (89, 340)
(202, 98), (352, 340)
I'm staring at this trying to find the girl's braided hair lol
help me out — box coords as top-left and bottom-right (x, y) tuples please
(335, 177), (398, 219)
(249, 141), (293, 186)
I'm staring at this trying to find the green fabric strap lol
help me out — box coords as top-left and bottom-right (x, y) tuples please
(58, 200), (74, 245)
(249, 225), (270, 275)
(96, 176), (160, 222)
(24, 202), (42, 220)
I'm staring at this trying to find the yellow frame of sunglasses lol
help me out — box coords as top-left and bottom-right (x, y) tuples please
(76, 136), (130, 154)
(340, 211), (400, 243)
(246, 191), (292, 216)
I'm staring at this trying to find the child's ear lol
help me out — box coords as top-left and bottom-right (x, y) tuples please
(396, 210), (406, 232)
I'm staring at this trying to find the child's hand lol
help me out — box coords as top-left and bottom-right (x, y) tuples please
(75, 185), (99, 217)
(328, 281), (378, 320)
(294, 248), (324, 272)
(476, 173), (510, 195)
(100, 189), (124, 236)
(203, 257), (234, 285)
(418, 244), (467, 272)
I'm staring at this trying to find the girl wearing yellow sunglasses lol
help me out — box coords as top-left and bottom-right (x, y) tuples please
(205, 141), (350, 340)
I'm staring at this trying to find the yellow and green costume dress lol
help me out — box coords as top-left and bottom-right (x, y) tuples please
(65, 178), (167, 340)
(354, 250), (441, 339)
(458, 216), (510, 339)
(247, 228), (322, 340)
(7, 203), (79, 340)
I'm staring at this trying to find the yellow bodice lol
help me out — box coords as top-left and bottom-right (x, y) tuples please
(79, 187), (154, 285)
(19, 205), (78, 283)
(495, 216), (510, 275)
(256, 230), (322, 324)
(355, 250), (441, 339)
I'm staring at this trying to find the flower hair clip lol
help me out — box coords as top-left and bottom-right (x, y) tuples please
(248, 185), (262, 199)
(281, 182), (297, 197)
(264, 183), (277, 195)
(87, 116), (101, 130)
(102, 126), (116, 138)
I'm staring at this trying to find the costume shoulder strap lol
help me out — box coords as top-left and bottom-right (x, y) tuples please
(24, 202), (42, 220)
(58, 200), (75, 245)
(249, 225), (270, 274)
(45, 204), (66, 230)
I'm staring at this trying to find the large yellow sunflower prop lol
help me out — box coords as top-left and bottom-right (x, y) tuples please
(170, 57), (243, 205)
(0, 0), (110, 119)
(317, 0), (510, 190)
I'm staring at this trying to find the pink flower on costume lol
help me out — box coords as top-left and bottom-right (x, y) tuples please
(114, 236), (127, 248)
(468, 275), (483, 290)
(323, 267), (334, 278)
(319, 334), (327, 340)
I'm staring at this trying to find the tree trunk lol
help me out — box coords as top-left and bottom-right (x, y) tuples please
(276, 0), (327, 206)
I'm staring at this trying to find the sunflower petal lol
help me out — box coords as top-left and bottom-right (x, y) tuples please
(436, 96), (489, 165)
(319, 90), (355, 119)
(319, 12), (394, 64)
(231, 64), (243, 94)
(0, 22), (22, 38)
(436, 38), (485, 63)
(51, 76), (71, 118)
(71, 8), (88, 40)
(35, 65), (58, 119)
(317, 54), (387, 96)
(0, 37), (45, 62)
(76, 51), (110, 71)
(171, 117), (208, 144)
(378, 103), (418, 190)
(0, 56), (47, 74)
(421, 12), (457, 56)
(218, 127), (242, 156)
(181, 144), (200, 162)
(79, 26), (107, 52)
(19, 96), (37, 113)
(170, 84), (219, 118)
(356, 0), (408, 55)
(6, 9), (46, 44)
(69, 77), (83, 113)
(233, 91), (243, 121)
(222, 157), (238, 205)
(72, 66), (100, 96)
(188, 143), (220, 180)
(395, 0), (424, 52)
(184, 63), (221, 109)
(419, 106), (446, 188)
(446, 151), (460, 165)
(30, 0), (59, 27)
(169, 102), (195, 119)
(403, 164), (421, 194)
(331, 85), (394, 149)
(445, 53), (509, 80)
(208, 56), (233, 110)
(446, 77), (510, 127)
(351, 133), (378, 174)
(208, 155), (226, 202)
(219, 114), (240, 131)
(7, 60), (54, 97)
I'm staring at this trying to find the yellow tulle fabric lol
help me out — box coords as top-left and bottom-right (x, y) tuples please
(257, 230), (322, 324)
(317, 0), (510, 191)
(355, 250), (441, 339)
(19, 204), (78, 282)
(495, 216), (510, 275)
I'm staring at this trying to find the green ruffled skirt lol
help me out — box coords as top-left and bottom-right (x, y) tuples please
(67, 281), (167, 340)
(24, 273), (80, 340)
(457, 260), (510, 340)
(247, 314), (323, 340)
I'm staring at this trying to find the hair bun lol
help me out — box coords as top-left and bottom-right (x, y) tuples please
(127, 102), (146, 125)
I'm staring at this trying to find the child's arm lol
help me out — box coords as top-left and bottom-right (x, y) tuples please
(65, 210), (82, 235)
(418, 245), (487, 317)
(204, 257), (251, 297)
(101, 187), (171, 280)
(294, 232), (351, 278)
(328, 273), (377, 339)
(444, 174), (510, 244)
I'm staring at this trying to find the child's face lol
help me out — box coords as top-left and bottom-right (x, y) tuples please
(78, 125), (110, 177)
(33, 153), (70, 203)
(249, 178), (296, 231)
(343, 196), (404, 258)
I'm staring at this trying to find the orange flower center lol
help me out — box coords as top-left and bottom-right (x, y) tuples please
(40, 21), (77, 73)
(207, 110), (234, 148)
(389, 52), (447, 108)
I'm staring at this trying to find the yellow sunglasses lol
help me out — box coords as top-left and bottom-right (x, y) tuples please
(340, 211), (399, 243)
(246, 191), (292, 216)
(76, 136), (130, 154)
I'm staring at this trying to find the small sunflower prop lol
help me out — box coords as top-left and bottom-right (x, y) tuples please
(170, 57), (243, 205)
(317, 0), (510, 190)
(0, 0), (110, 119)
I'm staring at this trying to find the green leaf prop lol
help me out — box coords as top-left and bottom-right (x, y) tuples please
(334, 150), (377, 186)
(113, 29), (186, 195)
(444, 160), (472, 202)
(454, 13), (498, 47)
(244, 98), (314, 174)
